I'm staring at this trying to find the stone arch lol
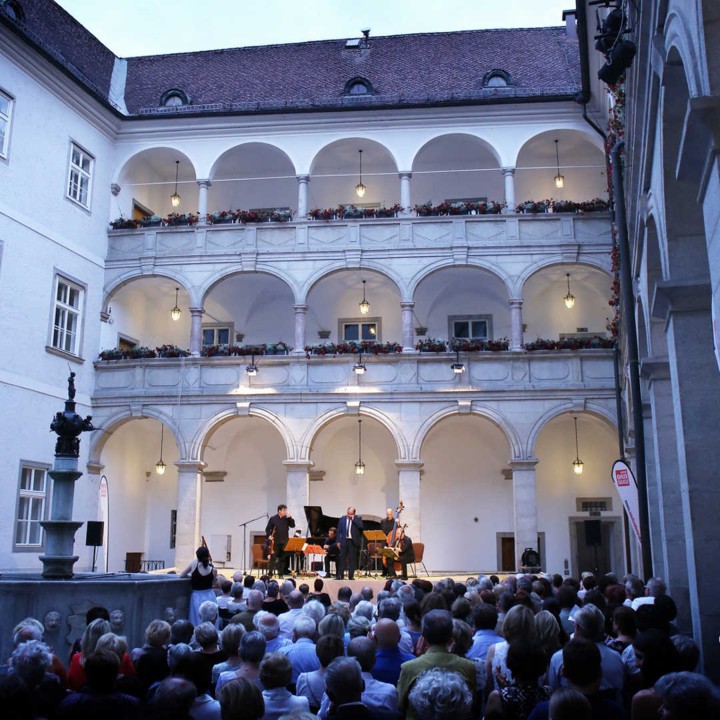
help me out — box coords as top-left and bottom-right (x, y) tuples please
(190, 406), (295, 462)
(201, 267), (298, 306)
(517, 257), (612, 298)
(309, 137), (400, 176)
(526, 401), (617, 459)
(208, 141), (298, 180)
(103, 271), (197, 313)
(112, 146), (198, 189)
(301, 263), (405, 303)
(299, 406), (408, 462)
(409, 132), (502, 169)
(662, 11), (705, 97)
(413, 404), (522, 460)
(87, 408), (186, 466)
(408, 259), (511, 299)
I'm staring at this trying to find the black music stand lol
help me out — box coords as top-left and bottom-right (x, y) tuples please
(363, 530), (386, 576)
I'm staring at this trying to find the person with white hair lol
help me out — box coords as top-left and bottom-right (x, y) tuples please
(353, 600), (375, 623)
(408, 667), (473, 720)
(280, 615), (320, 683)
(198, 598), (220, 629)
(303, 598), (326, 627)
(278, 590), (305, 639)
(254, 610), (291, 653)
(10, 639), (66, 718)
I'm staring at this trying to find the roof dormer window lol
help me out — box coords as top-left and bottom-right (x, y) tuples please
(482, 70), (512, 88)
(160, 89), (190, 107)
(344, 77), (373, 96)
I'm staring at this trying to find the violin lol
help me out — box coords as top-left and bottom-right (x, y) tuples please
(265, 526), (276, 560)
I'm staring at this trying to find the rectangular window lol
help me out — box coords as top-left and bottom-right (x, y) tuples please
(202, 324), (233, 347)
(52, 275), (84, 355)
(449, 315), (493, 340)
(15, 465), (49, 548)
(0, 89), (13, 159)
(67, 142), (94, 208)
(340, 319), (380, 342)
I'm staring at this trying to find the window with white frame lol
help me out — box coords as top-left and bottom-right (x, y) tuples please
(15, 464), (50, 548)
(449, 315), (493, 340)
(0, 89), (14, 159)
(202, 324), (233, 347)
(340, 318), (380, 342)
(67, 142), (94, 208)
(51, 275), (84, 355)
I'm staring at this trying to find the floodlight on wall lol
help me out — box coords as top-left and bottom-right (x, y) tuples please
(170, 287), (182, 321)
(451, 349), (465, 374)
(170, 160), (181, 208)
(355, 149), (366, 198)
(353, 352), (366, 375)
(359, 280), (370, 315)
(564, 274), (575, 309)
(355, 418), (365, 475)
(246, 354), (258, 376)
(572, 416), (584, 475)
(554, 139), (565, 189)
(155, 425), (167, 476)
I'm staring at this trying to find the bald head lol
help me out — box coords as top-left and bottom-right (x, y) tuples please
(372, 618), (400, 650)
(246, 590), (263, 611)
(288, 590), (304, 609)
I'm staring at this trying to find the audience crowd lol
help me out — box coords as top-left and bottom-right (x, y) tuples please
(2, 559), (719, 720)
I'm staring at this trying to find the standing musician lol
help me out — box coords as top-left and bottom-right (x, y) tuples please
(380, 508), (396, 576)
(336, 506), (364, 580)
(265, 504), (295, 577)
(323, 526), (339, 576)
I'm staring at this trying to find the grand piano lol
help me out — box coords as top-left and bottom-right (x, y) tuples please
(304, 505), (382, 543)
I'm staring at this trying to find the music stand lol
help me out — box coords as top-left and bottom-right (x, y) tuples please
(363, 530), (387, 575)
(285, 537), (306, 575)
(303, 544), (326, 576)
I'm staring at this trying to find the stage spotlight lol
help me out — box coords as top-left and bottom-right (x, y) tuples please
(598, 39), (637, 85)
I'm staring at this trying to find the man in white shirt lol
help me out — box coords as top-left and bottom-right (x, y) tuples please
(277, 590), (305, 639)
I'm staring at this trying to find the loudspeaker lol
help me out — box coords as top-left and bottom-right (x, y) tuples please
(584, 520), (602, 547)
(85, 521), (104, 547)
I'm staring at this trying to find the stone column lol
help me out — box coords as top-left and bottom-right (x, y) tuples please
(297, 176), (309, 219)
(189, 307), (204, 356)
(509, 298), (524, 350)
(197, 179), (211, 225)
(396, 461), (423, 541)
(509, 460), (538, 570)
(502, 168), (516, 211)
(283, 461), (312, 527)
(399, 172), (412, 215)
(174, 460), (206, 570)
(400, 302), (415, 352)
(293, 304), (307, 354)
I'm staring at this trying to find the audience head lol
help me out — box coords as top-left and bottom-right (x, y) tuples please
(145, 619), (172, 648)
(171, 619), (195, 646)
(347, 616), (371, 639)
(360, 586), (374, 601)
(10, 639), (52, 688)
(220, 623), (245, 657)
(316, 634), (345, 668)
(217, 677), (264, 720)
(198, 600), (219, 624)
(95, 632), (128, 664)
(281, 579), (295, 598)
(83, 649), (121, 693)
(287, 590), (304, 609)
(548, 687), (592, 720)
(12, 618), (44, 647)
(314, 578), (325, 593)
(220, 579), (233, 595)
(572, 604), (605, 643)
(328, 602), (351, 626)
(408, 667), (473, 720)
(245, 590), (263, 612)
(672, 635), (700, 672)
(259, 652), (292, 689)
(302, 599), (325, 626)
(175, 650), (212, 695)
(501, 604), (537, 644)
(293, 616), (317, 641)
(318, 613), (346, 639)
(167, 642), (194, 672)
(353, 600), (374, 622)
(240, 631), (266, 663)
(82, 617), (112, 657)
(194, 621), (219, 650)
(451, 597), (471, 622)
(348, 636), (376, 673)
(337, 586), (352, 603)
(450, 619), (472, 657)
(244, 574), (255, 590)
(613, 605), (637, 638)
(254, 611), (279, 640)
(422, 609), (453, 646)
(325, 656), (364, 706)
(0, 672), (32, 719)
(633, 629), (680, 686)
(507, 638), (548, 683)
(534, 610), (561, 652)
(266, 580), (280, 598)
(625, 575), (645, 600)
(472, 603), (498, 631)
(150, 676), (196, 720)
(372, 618), (400, 649)
(654, 671), (720, 719)
(561, 639), (602, 691)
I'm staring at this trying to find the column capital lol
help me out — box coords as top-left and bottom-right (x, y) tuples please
(293, 304), (308, 313)
(501, 167), (516, 176)
(509, 298), (524, 308)
(509, 459), (539, 470)
(196, 178), (212, 188)
(297, 175), (310, 184)
(400, 301), (415, 310)
(189, 307), (204, 317)
(395, 460), (424, 471)
(86, 462), (105, 475)
(175, 460), (207, 473)
(398, 171), (412, 179)
(283, 460), (314, 470)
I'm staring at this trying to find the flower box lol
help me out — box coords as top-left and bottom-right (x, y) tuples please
(156, 344), (191, 358)
(415, 339), (448, 352)
(109, 217), (140, 230)
(140, 216), (163, 228)
(450, 338), (510, 352)
(164, 213), (199, 227)
(523, 337), (615, 351)
(265, 342), (291, 355)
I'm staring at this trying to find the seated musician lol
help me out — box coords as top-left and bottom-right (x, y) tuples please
(387, 530), (414, 581)
(323, 527), (339, 576)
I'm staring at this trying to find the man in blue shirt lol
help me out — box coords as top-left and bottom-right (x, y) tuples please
(371, 618), (415, 687)
(466, 603), (503, 662)
(280, 616), (321, 684)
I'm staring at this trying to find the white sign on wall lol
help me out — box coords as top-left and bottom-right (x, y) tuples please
(611, 460), (641, 543)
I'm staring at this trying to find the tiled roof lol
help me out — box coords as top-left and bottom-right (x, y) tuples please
(2, 0), (116, 101)
(3, 1), (580, 117)
(125, 28), (580, 115)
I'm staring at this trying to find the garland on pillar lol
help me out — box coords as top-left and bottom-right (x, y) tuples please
(605, 82), (625, 340)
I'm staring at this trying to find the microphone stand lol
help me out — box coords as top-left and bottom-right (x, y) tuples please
(239, 512), (269, 576)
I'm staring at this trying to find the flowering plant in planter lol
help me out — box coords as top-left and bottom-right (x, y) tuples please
(524, 336), (615, 351)
(516, 200), (550, 214)
(164, 212), (199, 226)
(157, 344), (191, 358)
(234, 210), (265, 224)
(308, 208), (337, 221)
(550, 199), (577, 213)
(413, 202), (437, 217)
(208, 210), (234, 224)
(375, 204), (402, 218)
(98, 348), (126, 360)
(269, 209), (293, 222)
(450, 338), (510, 352)
(201, 344), (231, 357)
(140, 215), (163, 227)
(482, 200), (505, 214)
(265, 341), (291, 355)
(340, 204), (365, 219)
(360, 340), (403, 354)
(127, 346), (158, 359)
(304, 342), (339, 356)
(415, 338), (448, 352)
(577, 198), (610, 212)
(109, 217), (140, 230)
(235, 343), (267, 356)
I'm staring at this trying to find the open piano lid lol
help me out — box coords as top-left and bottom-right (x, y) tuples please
(304, 506), (381, 541)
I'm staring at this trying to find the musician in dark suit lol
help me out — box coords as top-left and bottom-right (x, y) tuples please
(323, 526), (339, 576)
(265, 503), (295, 576)
(336, 506), (363, 580)
(380, 508), (396, 576)
(387, 531), (414, 581)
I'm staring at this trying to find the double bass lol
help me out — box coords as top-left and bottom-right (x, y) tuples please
(383, 501), (405, 572)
